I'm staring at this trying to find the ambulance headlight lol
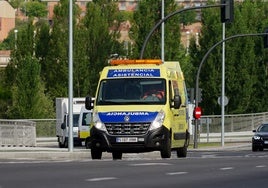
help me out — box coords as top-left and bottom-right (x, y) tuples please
(93, 112), (107, 132)
(149, 110), (165, 131)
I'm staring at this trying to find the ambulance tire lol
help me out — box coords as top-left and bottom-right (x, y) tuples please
(161, 137), (171, 158)
(91, 147), (102, 159)
(177, 133), (189, 158)
(112, 151), (123, 160)
(176, 146), (187, 158)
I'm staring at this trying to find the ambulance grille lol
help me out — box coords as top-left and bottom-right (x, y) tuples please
(105, 123), (150, 135)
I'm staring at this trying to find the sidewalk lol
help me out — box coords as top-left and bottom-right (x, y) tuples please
(0, 142), (251, 161)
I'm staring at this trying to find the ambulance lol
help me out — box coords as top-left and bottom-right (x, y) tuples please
(85, 59), (190, 160)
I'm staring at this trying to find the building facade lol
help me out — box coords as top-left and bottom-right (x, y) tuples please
(0, 1), (15, 42)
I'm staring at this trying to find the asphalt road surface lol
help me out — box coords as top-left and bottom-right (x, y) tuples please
(0, 149), (267, 188)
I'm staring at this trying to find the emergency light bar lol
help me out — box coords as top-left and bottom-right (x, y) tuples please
(110, 59), (163, 65)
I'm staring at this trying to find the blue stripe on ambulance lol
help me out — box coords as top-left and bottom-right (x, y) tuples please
(107, 69), (160, 78)
(98, 112), (158, 123)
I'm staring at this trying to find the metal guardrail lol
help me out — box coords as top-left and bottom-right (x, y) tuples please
(200, 112), (268, 133)
(1, 112), (268, 147)
(0, 120), (36, 147)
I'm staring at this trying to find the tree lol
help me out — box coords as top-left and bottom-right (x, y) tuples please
(4, 21), (54, 118)
(38, 0), (79, 99)
(7, 56), (54, 118)
(178, 5), (197, 29)
(77, 1), (123, 96)
(24, 1), (48, 18)
(188, 0), (268, 115)
(130, 0), (184, 60)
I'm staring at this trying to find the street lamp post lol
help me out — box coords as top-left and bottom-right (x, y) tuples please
(14, 29), (18, 50)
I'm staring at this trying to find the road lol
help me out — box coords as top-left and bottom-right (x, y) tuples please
(0, 148), (267, 188)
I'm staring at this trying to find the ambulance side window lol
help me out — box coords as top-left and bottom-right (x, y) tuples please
(168, 81), (173, 104)
(169, 80), (181, 107)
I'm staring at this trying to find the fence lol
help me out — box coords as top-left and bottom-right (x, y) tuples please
(200, 112), (268, 133)
(0, 119), (36, 147)
(1, 112), (268, 146)
(198, 112), (268, 143)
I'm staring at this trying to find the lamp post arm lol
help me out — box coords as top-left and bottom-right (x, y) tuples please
(139, 4), (222, 59)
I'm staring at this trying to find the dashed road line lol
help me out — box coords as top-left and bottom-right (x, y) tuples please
(166, 172), (188, 176)
(129, 162), (171, 166)
(86, 177), (117, 182)
(256, 165), (266, 168)
(220, 167), (234, 170)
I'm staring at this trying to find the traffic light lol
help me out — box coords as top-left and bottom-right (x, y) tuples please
(198, 88), (203, 102)
(264, 28), (268, 48)
(187, 88), (195, 103)
(221, 0), (234, 23)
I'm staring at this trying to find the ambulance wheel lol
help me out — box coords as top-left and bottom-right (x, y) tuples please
(161, 137), (171, 158)
(112, 151), (122, 160)
(91, 147), (102, 159)
(177, 134), (189, 158)
(177, 145), (187, 158)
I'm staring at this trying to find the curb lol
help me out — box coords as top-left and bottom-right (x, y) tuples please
(0, 143), (251, 161)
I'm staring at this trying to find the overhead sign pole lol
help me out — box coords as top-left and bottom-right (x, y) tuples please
(221, 22), (226, 147)
(220, 0), (234, 147)
(68, 0), (74, 152)
(161, 0), (165, 62)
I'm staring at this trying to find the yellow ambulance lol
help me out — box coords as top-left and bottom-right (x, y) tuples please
(85, 59), (189, 160)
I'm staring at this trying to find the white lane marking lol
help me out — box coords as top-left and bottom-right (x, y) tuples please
(166, 172), (188, 176)
(220, 167), (234, 170)
(201, 155), (216, 158)
(129, 163), (171, 166)
(86, 177), (117, 182)
(256, 165), (266, 168)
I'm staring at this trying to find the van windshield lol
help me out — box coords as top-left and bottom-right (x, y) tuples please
(65, 114), (80, 127)
(96, 78), (166, 105)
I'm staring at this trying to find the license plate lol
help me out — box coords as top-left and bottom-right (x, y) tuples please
(264, 141), (268, 144)
(116, 137), (138, 143)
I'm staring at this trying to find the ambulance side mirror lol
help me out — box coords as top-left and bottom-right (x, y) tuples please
(173, 94), (181, 109)
(85, 96), (93, 110)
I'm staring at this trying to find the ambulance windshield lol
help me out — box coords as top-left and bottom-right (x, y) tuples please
(96, 78), (166, 105)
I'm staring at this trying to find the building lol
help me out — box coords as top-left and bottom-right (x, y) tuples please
(0, 1), (15, 42)
(0, 50), (10, 68)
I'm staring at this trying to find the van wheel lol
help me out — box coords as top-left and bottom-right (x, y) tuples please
(161, 137), (171, 158)
(85, 141), (91, 149)
(112, 152), (122, 160)
(58, 142), (65, 148)
(91, 147), (102, 159)
(63, 139), (68, 148)
(85, 137), (91, 149)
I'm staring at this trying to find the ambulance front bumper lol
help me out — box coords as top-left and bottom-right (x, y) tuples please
(90, 125), (169, 153)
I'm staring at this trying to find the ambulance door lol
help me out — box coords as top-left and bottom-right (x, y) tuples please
(169, 80), (184, 147)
